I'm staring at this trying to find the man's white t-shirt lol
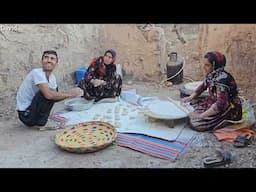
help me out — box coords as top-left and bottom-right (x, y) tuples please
(16, 68), (57, 111)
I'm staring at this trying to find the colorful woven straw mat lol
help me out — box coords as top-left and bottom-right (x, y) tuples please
(55, 121), (117, 153)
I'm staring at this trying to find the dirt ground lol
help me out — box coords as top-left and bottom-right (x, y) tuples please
(0, 80), (256, 168)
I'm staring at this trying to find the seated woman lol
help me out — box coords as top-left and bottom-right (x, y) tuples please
(182, 51), (242, 132)
(78, 49), (122, 102)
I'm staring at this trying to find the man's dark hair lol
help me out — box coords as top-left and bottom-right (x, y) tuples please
(42, 50), (58, 62)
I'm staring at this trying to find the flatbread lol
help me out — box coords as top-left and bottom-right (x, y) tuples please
(184, 81), (202, 91)
(144, 100), (187, 120)
(55, 121), (117, 153)
(182, 81), (208, 97)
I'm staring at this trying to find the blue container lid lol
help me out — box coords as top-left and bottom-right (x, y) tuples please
(77, 67), (86, 72)
(75, 67), (87, 84)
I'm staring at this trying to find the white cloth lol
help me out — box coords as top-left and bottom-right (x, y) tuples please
(16, 68), (57, 111)
(120, 89), (159, 106)
(59, 100), (185, 141)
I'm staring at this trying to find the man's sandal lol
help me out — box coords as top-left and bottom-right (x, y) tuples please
(203, 151), (232, 168)
(233, 134), (253, 148)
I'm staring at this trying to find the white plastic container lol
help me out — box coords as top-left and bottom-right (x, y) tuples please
(116, 64), (123, 78)
(64, 98), (94, 111)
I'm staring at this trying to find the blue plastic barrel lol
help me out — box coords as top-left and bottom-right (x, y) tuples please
(75, 67), (87, 84)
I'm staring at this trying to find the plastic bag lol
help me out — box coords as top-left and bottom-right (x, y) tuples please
(242, 98), (256, 126)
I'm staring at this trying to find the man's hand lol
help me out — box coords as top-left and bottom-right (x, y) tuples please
(67, 87), (84, 98)
(38, 84), (83, 101)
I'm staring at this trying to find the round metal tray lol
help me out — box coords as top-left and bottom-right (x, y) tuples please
(144, 100), (188, 120)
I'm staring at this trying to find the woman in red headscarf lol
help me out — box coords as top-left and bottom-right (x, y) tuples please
(182, 51), (242, 131)
(78, 49), (122, 102)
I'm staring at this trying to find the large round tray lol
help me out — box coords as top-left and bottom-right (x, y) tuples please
(144, 100), (188, 120)
(55, 121), (117, 153)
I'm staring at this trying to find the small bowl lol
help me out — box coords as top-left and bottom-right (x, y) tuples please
(64, 98), (94, 111)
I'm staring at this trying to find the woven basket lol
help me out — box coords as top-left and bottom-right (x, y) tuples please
(55, 121), (117, 153)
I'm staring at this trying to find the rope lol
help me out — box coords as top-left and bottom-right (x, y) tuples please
(183, 77), (195, 82)
(160, 55), (186, 85)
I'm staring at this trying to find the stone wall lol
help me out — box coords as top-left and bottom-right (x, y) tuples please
(0, 24), (102, 117)
(0, 24), (103, 91)
(99, 24), (167, 81)
(1, 24), (255, 119)
(198, 24), (256, 102)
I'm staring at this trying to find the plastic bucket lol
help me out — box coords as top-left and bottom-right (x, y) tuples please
(75, 67), (87, 84)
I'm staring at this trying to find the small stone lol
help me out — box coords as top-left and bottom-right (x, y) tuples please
(164, 81), (173, 87)
(127, 80), (133, 85)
